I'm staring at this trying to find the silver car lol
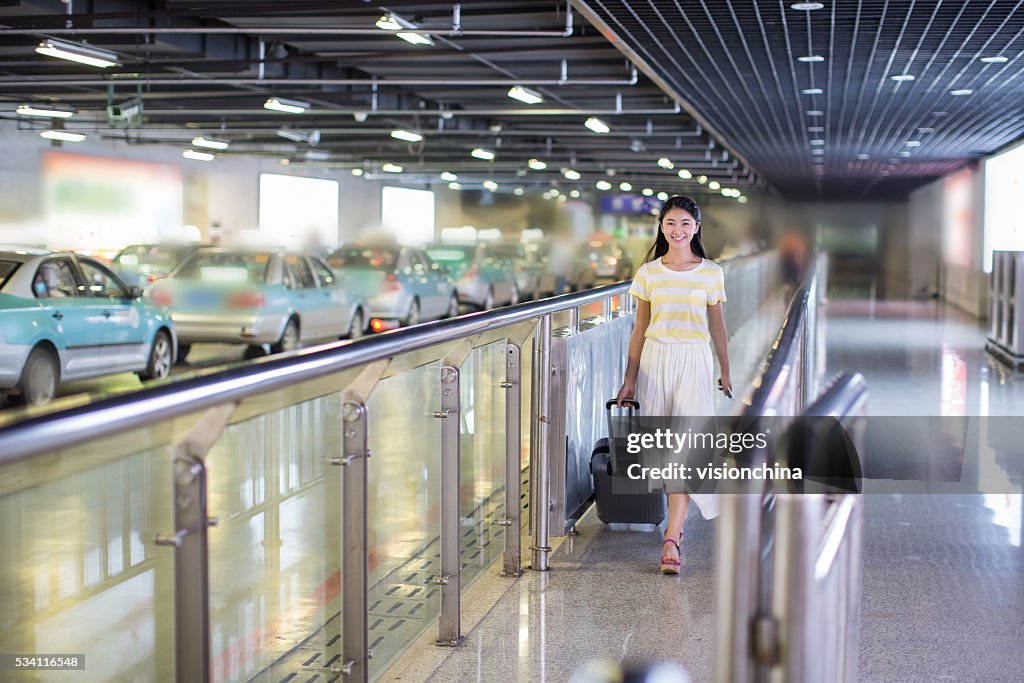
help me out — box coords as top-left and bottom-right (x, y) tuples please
(149, 249), (367, 362)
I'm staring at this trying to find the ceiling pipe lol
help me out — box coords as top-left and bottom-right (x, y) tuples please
(0, 75), (639, 88)
(0, 105), (682, 118)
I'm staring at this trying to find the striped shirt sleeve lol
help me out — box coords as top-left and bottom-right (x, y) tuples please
(708, 265), (727, 305)
(628, 264), (650, 301)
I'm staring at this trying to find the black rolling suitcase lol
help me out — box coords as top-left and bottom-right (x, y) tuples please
(590, 399), (666, 525)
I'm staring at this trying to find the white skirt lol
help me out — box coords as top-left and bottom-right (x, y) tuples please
(636, 338), (721, 520)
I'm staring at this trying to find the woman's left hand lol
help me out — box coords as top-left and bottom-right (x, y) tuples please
(717, 374), (733, 397)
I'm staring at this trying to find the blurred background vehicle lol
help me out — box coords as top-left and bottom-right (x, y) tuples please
(111, 242), (209, 288)
(328, 242), (458, 331)
(488, 241), (556, 300)
(0, 249), (176, 405)
(423, 241), (519, 310)
(150, 248), (365, 363)
(578, 238), (634, 284)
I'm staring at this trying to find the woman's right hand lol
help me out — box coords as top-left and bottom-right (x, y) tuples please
(616, 382), (635, 407)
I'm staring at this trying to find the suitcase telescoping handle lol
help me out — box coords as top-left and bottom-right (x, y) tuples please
(604, 398), (640, 476)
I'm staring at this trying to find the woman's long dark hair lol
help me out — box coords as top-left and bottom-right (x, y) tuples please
(643, 195), (708, 263)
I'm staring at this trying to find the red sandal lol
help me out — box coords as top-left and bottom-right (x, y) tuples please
(660, 537), (682, 574)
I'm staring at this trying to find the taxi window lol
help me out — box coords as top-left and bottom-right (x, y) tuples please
(78, 259), (128, 298)
(177, 252), (270, 283)
(0, 261), (18, 288)
(328, 247), (398, 269)
(311, 258), (336, 287)
(32, 259), (78, 299)
(285, 255), (318, 289)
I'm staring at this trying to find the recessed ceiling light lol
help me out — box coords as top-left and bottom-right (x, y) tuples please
(448, 182), (462, 190)
(950, 89), (973, 96)
(440, 171), (458, 181)
(721, 188), (731, 196)
(981, 56), (1009, 64)
(798, 55), (825, 63)
(40, 130), (85, 142)
(264, 97), (309, 114)
(280, 159), (290, 166)
(620, 181), (632, 191)
(697, 175), (708, 184)
(642, 188), (654, 196)
(738, 196), (748, 204)
(192, 136), (229, 150)
(811, 149), (825, 155)
(514, 187), (525, 196)
(856, 153), (870, 160)
(528, 158), (547, 170)
(791, 2), (824, 9)
(890, 74), (915, 82)
(16, 104), (75, 118)
(471, 147), (496, 160)
(905, 140), (921, 147)
(806, 110), (825, 116)
(677, 169), (692, 179)
(352, 168), (364, 176)
(810, 139), (825, 145)
(708, 180), (721, 190)
(382, 162), (403, 173)
(808, 126), (825, 132)
(507, 86), (544, 105)
(182, 149), (214, 161)
(584, 117), (611, 134)
(566, 189), (578, 198)
(595, 180), (612, 191)
(390, 129), (423, 143)
(657, 191), (669, 201)
(36, 39), (118, 68)
(801, 88), (824, 95)
(483, 180), (498, 192)
(563, 169), (581, 180)
(657, 157), (674, 169)
(899, 151), (912, 157)
(918, 127), (935, 134)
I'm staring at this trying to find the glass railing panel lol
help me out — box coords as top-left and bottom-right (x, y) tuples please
(458, 340), (510, 588)
(364, 361), (443, 678)
(0, 427), (180, 681)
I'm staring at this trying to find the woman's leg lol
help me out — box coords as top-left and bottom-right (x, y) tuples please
(663, 493), (690, 562)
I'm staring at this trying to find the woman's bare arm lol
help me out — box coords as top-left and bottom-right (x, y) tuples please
(707, 302), (731, 394)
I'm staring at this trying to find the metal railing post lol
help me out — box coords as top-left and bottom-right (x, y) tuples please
(336, 400), (370, 680)
(530, 313), (553, 571)
(435, 364), (465, 646)
(568, 306), (580, 333)
(602, 296), (613, 321)
(501, 342), (524, 577)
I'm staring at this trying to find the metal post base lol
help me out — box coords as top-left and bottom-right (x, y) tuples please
(435, 636), (466, 648)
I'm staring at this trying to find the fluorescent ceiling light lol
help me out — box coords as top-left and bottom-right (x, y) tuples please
(16, 104), (74, 118)
(276, 128), (309, 143)
(678, 169), (692, 179)
(811, 149), (825, 155)
(40, 130), (85, 142)
(657, 191), (669, 201)
(801, 88), (824, 95)
(899, 151), (912, 157)
(981, 56), (1009, 63)
(890, 74), (915, 82)
(483, 180), (498, 191)
(528, 158), (547, 170)
(697, 175), (708, 184)
(563, 169), (581, 180)
(376, 15), (402, 30)
(708, 181), (721, 190)
(36, 39), (118, 68)
(305, 150), (331, 161)
(806, 110), (825, 116)
(507, 86), (544, 105)
(905, 140), (921, 147)
(584, 117), (611, 134)
(352, 168), (364, 176)
(264, 97), (309, 114)
(657, 157), (674, 169)
(808, 126), (825, 132)
(595, 180), (612, 191)
(182, 149), (214, 161)
(810, 139), (825, 145)
(440, 171), (458, 181)
(397, 32), (433, 46)
(791, 2), (824, 9)
(390, 129), (423, 143)
(471, 147), (495, 160)
(376, 13), (434, 46)
(798, 55), (825, 63)
(514, 188), (525, 196)
(950, 89), (973, 96)
(191, 136), (228, 150)
(856, 153), (870, 160)
(642, 188), (654, 196)
(382, 163), (403, 173)
(448, 182), (462, 190)
(619, 182), (632, 192)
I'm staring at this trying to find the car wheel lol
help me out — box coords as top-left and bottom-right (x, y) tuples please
(16, 347), (58, 406)
(138, 330), (173, 381)
(347, 310), (365, 340)
(404, 299), (420, 326)
(271, 318), (300, 354)
(482, 288), (494, 311)
(175, 343), (192, 365)
(446, 294), (459, 319)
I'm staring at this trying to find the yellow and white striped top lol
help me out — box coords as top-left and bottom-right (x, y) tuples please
(628, 257), (727, 343)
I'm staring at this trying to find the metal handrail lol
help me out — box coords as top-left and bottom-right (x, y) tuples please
(0, 281), (631, 466)
(802, 373), (866, 418)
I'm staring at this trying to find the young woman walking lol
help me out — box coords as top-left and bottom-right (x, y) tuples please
(616, 195), (731, 574)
